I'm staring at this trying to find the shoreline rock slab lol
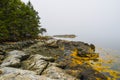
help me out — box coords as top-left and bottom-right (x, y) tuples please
(1, 50), (29, 68)
(0, 67), (54, 80)
(22, 54), (54, 75)
(42, 64), (78, 80)
(0, 38), (109, 80)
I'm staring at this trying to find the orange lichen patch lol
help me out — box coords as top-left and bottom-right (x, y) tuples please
(69, 49), (83, 66)
(71, 58), (82, 65)
(70, 49), (98, 61)
(70, 49), (98, 66)
(89, 57), (120, 80)
(90, 62), (110, 72)
(71, 49), (78, 57)
(104, 69), (120, 80)
(107, 77), (111, 80)
(90, 63), (120, 80)
(70, 49), (120, 80)
(97, 58), (104, 63)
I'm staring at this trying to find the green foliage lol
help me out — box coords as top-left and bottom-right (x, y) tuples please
(0, 26), (9, 41)
(0, 0), (46, 41)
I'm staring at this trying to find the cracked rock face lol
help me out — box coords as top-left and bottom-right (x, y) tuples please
(21, 54), (54, 75)
(0, 50), (77, 80)
(0, 67), (54, 80)
(1, 50), (29, 68)
(21, 54), (78, 80)
(0, 49), (101, 80)
(42, 65), (77, 80)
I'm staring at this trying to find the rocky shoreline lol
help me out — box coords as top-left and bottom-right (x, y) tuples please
(0, 37), (108, 80)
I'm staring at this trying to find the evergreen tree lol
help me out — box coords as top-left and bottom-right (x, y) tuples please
(0, 0), (9, 41)
(0, 0), (46, 41)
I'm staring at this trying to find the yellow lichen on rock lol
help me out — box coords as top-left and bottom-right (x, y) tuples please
(104, 69), (120, 80)
(70, 49), (120, 80)
(71, 49), (78, 57)
(70, 49), (83, 66)
(88, 58), (120, 80)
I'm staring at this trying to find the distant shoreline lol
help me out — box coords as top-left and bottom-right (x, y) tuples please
(53, 34), (76, 38)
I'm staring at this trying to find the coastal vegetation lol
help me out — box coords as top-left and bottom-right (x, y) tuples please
(0, 0), (46, 42)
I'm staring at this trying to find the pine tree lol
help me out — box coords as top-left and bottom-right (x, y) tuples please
(0, 0), (9, 41)
(0, 0), (46, 42)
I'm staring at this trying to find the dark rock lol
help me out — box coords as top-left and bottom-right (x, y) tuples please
(0, 50), (6, 55)
(90, 44), (95, 51)
(41, 57), (55, 62)
(0, 40), (37, 51)
(0, 55), (4, 61)
(80, 67), (107, 80)
(24, 41), (64, 57)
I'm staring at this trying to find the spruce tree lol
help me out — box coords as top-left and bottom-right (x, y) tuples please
(0, 0), (9, 41)
(0, 0), (46, 41)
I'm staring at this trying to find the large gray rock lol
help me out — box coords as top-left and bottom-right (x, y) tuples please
(1, 50), (29, 67)
(22, 54), (77, 80)
(22, 54), (54, 75)
(0, 67), (55, 80)
(42, 64), (78, 80)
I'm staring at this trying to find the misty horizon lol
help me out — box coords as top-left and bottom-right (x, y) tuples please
(22, 0), (120, 50)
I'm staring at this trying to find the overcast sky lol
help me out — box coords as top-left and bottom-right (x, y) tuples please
(22, 0), (120, 49)
(22, 0), (120, 34)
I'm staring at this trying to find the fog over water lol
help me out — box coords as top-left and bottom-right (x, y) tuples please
(22, 0), (120, 51)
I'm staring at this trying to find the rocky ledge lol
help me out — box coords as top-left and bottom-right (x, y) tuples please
(0, 38), (107, 80)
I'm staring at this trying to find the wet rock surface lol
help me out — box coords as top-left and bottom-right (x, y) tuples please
(0, 38), (107, 80)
